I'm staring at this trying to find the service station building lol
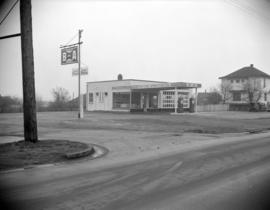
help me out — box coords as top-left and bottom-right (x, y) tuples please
(86, 77), (201, 113)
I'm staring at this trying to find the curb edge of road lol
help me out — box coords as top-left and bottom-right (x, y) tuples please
(0, 144), (109, 174)
(65, 145), (95, 159)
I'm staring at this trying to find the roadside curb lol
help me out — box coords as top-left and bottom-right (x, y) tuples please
(65, 145), (95, 159)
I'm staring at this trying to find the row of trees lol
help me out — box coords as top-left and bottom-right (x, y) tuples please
(0, 87), (78, 113)
(0, 95), (22, 113)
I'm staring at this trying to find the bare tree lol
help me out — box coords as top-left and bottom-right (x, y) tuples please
(49, 87), (70, 111)
(243, 78), (264, 110)
(219, 81), (232, 104)
(0, 95), (22, 113)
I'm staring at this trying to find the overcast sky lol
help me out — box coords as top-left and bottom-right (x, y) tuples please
(0, 0), (270, 100)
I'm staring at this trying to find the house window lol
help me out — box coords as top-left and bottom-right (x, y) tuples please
(89, 93), (93, 103)
(105, 92), (108, 96)
(236, 79), (240, 83)
(230, 80), (233, 83)
(241, 79), (245, 83)
(96, 92), (99, 96)
(264, 93), (267, 101)
(233, 92), (241, 101)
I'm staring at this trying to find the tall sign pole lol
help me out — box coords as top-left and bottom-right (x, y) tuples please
(60, 30), (84, 119)
(20, 0), (38, 142)
(78, 29), (83, 119)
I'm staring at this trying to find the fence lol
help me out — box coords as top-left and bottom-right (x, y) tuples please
(197, 104), (229, 112)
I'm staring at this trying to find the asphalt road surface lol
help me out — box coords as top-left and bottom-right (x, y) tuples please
(1, 134), (270, 210)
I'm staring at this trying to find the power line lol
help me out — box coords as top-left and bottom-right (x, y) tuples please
(64, 32), (78, 46)
(0, 33), (20, 40)
(0, 0), (19, 27)
(231, 0), (270, 21)
(237, 0), (270, 22)
(224, 0), (270, 24)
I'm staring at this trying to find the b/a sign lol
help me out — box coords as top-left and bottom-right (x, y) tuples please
(61, 46), (78, 65)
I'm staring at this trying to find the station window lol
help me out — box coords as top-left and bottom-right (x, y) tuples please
(161, 90), (189, 109)
(113, 92), (130, 109)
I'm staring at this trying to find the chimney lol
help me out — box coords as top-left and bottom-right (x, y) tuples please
(117, 74), (123, 80)
(250, 64), (254, 67)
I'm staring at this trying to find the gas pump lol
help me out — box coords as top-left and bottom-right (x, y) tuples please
(177, 97), (184, 113)
(189, 97), (195, 112)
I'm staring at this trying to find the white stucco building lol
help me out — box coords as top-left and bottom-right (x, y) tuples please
(219, 64), (270, 110)
(86, 76), (201, 112)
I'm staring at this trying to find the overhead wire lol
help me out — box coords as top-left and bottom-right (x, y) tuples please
(64, 32), (79, 46)
(0, 0), (19, 27)
(231, 0), (270, 22)
(224, 0), (270, 24)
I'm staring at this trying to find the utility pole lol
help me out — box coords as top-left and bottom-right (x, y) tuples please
(60, 30), (84, 119)
(20, 0), (38, 142)
(78, 29), (83, 119)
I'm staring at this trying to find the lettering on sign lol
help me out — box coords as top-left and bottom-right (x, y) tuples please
(72, 67), (88, 76)
(61, 46), (78, 65)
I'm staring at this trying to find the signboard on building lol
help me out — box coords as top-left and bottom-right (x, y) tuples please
(72, 67), (88, 76)
(61, 46), (78, 65)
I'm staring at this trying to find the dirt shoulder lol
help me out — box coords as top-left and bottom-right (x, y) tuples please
(0, 111), (270, 171)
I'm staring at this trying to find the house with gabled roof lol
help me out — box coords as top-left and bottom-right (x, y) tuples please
(219, 64), (270, 111)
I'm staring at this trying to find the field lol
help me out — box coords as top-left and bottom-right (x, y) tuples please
(1, 111), (270, 169)
(2, 111), (270, 135)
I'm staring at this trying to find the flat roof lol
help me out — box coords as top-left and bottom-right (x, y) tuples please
(87, 79), (167, 84)
(112, 82), (201, 91)
(131, 82), (201, 90)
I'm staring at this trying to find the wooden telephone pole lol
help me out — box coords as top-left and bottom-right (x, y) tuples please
(20, 0), (38, 142)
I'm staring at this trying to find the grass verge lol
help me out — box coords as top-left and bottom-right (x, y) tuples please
(0, 140), (89, 171)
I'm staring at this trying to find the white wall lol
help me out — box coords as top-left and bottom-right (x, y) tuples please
(222, 77), (270, 104)
(86, 80), (164, 111)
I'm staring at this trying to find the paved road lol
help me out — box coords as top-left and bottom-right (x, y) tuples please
(1, 134), (270, 210)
